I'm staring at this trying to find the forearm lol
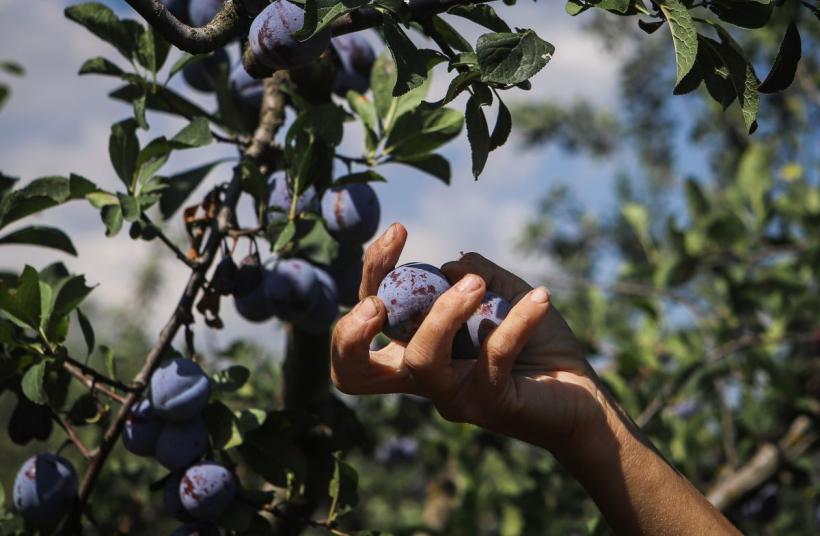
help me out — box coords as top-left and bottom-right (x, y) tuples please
(554, 395), (739, 535)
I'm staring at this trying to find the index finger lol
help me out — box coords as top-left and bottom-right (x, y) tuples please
(441, 252), (532, 304)
(359, 223), (408, 300)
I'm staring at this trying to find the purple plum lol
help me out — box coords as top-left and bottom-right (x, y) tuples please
(13, 454), (78, 529)
(182, 47), (229, 93)
(248, 1), (332, 69)
(293, 265), (338, 332)
(155, 416), (210, 471)
(122, 398), (163, 456)
(321, 182), (380, 244)
(331, 33), (376, 96)
(265, 174), (319, 225)
(150, 358), (211, 421)
(211, 254), (239, 296)
(188, 0), (225, 27)
(377, 263), (451, 342)
(164, 473), (191, 521)
(180, 462), (237, 520)
(452, 292), (512, 358)
(263, 258), (319, 320)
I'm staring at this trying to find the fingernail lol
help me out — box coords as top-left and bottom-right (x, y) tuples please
(354, 297), (378, 320)
(530, 287), (550, 303)
(383, 223), (397, 243)
(456, 274), (481, 292)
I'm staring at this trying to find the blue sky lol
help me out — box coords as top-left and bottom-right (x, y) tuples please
(0, 0), (666, 353)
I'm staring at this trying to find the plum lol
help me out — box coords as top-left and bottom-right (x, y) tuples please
(263, 258), (319, 320)
(377, 263), (451, 342)
(188, 0), (225, 27)
(182, 48), (229, 93)
(248, 1), (332, 70)
(265, 174), (318, 225)
(163, 0), (191, 24)
(234, 254), (276, 323)
(164, 473), (190, 521)
(13, 454), (78, 529)
(180, 462), (237, 520)
(331, 33), (376, 96)
(229, 61), (264, 108)
(328, 245), (364, 306)
(293, 266), (338, 332)
(155, 416), (210, 471)
(211, 254), (239, 296)
(452, 292), (512, 358)
(122, 398), (163, 456)
(8, 396), (53, 445)
(150, 358), (211, 421)
(321, 182), (380, 244)
(170, 521), (220, 536)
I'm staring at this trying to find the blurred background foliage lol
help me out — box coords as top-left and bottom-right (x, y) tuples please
(0, 1), (818, 535)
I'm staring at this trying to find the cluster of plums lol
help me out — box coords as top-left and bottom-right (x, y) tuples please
(377, 263), (513, 358)
(170, 0), (376, 103)
(123, 358), (236, 533)
(230, 173), (380, 328)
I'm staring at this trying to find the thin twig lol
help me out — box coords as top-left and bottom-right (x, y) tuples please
(64, 356), (138, 393)
(227, 225), (263, 238)
(63, 361), (129, 404)
(49, 407), (94, 461)
(141, 214), (197, 268)
(212, 129), (250, 146)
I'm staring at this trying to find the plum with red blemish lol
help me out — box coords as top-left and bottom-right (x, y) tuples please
(188, 0), (225, 27)
(122, 398), (163, 456)
(155, 416), (210, 471)
(170, 521), (220, 536)
(150, 358), (211, 421)
(377, 263), (451, 342)
(331, 33), (376, 96)
(249, 1), (332, 70)
(320, 182), (380, 245)
(180, 462), (237, 520)
(13, 454), (78, 529)
(182, 48), (229, 93)
(452, 291), (512, 358)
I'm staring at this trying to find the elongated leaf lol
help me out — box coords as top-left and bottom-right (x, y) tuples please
(384, 108), (464, 158)
(159, 160), (225, 220)
(334, 171), (386, 186)
(171, 117), (213, 148)
(76, 308), (95, 356)
(110, 84), (213, 122)
(758, 22), (801, 94)
(476, 30), (554, 85)
(465, 95), (490, 178)
(0, 265), (41, 329)
(382, 17), (429, 96)
(659, 0), (698, 90)
(0, 226), (77, 255)
(21, 361), (49, 405)
(489, 97), (512, 150)
(448, 4), (511, 32)
(391, 153), (450, 184)
(78, 56), (124, 77)
(64, 3), (136, 60)
(297, 0), (369, 40)
(52, 275), (94, 319)
(708, 0), (773, 29)
(109, 118), (139, 189)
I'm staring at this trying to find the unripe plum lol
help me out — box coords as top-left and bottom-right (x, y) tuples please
(321, 182), (380, 244)
(182, 48), (229, 93)
(377, 263), (451, 341)
(150, 358), (211, 421)
(8, 397), (52, 445)
(155, 416), (210, 471)
(180, 462), (237, 520)
(452, 292), (512, 358)
(248, 1), (332, 70)
(13, 454), (78, 529)
(188, 0), (225, 27)
(331, 33), (376, 96)
(170, 521), (220, 536)
(122, 398), (163, 456)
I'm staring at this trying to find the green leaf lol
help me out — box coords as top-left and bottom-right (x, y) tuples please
(100, 203), (123, 237)
(167, 53), (203, 81)
(21, 361), (49, 405)
(465, 95), (490, 178)
(390, 153), (451, 184)
(159, 160), (225, 220)
(328, 457), (359, 521)
(433, 70), (482, 107)
(565, 0), (588, 16)
(0, 265), (41, 329)
(0, 61), (25, 76)
(621, 203), (652, 255)
(52, 275), (94, 319)
(171, 117), (213, 149)
(78, 56), (124, 77)
(708, 0), (773, 29)
(489, 97), (512, 151)
(76, 308), (95, 356)
(448, 4), (511, 32)
(133, 91), (148, 129)
(591, 0), (630, 13)
(0, 175), (97, 230)
(64, 3), (137, 60)
(658, 0), (698, 90)
(346, 91), (379, 145)
(274, 221), (297, 252)
(736, 142), (771, 218)
(714, 26), (760, 133)
(117, 193), (141, 222)
(0, 226), (77, 255)
(136, 24), (170, 74)
(758, 22), (801, 94)
(296, 0), (370, 40)
(0, 85), (8, 113)
(684, 178), (710, 217)
(135, 137), (172, 185)
(211, 365), (251, 393)
(476, 30), (554, 85)
(384, 107), (464, 158)
(204, 401), (244, 450)
(334, 171), (386, 186)
(382, 16), (430, 96)
(295, 219), (339, 266)
(100, 345), (116, 380)
(110, 84), (214, 122)
(431, 16), (473, 53)
(109, 118), (140, 190)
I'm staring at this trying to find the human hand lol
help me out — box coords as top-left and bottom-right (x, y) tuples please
(331, 223), (612, 455)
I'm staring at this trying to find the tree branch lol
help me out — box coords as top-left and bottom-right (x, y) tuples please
(141, 214), (197, 269)
(707, 415), (817, 510)
(63, 361), (129, 405)
(73, 75), (287, 514)
(63, 356), (139, 393)
(50, 407), (94, 461)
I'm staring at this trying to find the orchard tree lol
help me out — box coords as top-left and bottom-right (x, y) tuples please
(0, 0), (817, 534)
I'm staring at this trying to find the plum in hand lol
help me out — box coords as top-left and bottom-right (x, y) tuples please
(377, 263), (451, 342)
